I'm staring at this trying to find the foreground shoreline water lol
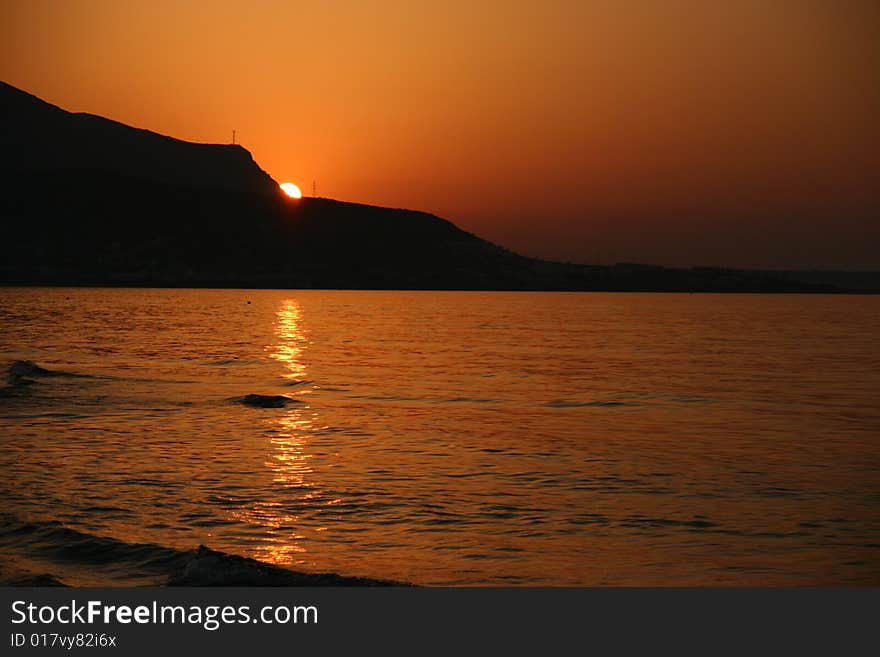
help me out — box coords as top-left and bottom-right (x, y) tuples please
(0, 514), (402, 588)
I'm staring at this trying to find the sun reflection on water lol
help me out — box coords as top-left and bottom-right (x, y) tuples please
(231, 299), (322, 565)
(272, 300), (308, 382)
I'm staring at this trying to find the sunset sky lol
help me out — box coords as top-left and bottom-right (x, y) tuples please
(1, 0), (877, 269)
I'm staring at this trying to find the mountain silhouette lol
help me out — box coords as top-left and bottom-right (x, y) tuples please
(0, 81), (859, 292)
(0, 81), (277, 195)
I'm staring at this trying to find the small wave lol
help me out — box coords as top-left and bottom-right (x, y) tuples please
(203, 359), (267, 366)
(34, 412), (87, 419)
(0, 571), (67, 586)
(7, 360), (89, 380)
(167, 546), (400, 586)
(2, 360), (85, 398)
(754, 486), (804, 498)
(347, 394), (429, 402)
(5, 361), (202, 387)
(618, 515), (719, 529)
(0, 514), (402, 587)
(0, 514), (190, 586)
(2, 360), (98, 398)
(544, 399), (629, 408)
(346, 394), (498, 404)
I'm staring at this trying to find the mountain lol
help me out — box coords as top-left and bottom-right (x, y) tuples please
(1, 81), (546, 289)
(0, 81), (858, 292)
(0, 81), (277, 195)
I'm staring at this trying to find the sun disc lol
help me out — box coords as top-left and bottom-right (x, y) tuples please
(280, 182), (302, 199)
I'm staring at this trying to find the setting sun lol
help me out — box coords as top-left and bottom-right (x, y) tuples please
(279, 182), (302, 199)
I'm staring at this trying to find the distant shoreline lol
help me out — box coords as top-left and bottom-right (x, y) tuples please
(4, 261), (880, 294)
(1, 281), (877, 294)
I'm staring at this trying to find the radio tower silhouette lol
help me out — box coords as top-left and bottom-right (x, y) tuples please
(312, 180), (316, 197)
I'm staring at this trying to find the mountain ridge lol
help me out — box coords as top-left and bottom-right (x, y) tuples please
(0, 80), (278, 195)
(0, 81), (869, 292)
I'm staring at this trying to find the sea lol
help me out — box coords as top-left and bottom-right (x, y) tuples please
(1, 288), (878, 586)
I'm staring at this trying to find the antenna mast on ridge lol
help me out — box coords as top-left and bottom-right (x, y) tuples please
(232, 129), (236, 145)
(312, 180), (316, 197)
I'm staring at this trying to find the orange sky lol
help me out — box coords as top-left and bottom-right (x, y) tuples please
(1, 0), (878, 268)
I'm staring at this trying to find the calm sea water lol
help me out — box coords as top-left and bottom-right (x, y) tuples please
(1, 288), (878, 585)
